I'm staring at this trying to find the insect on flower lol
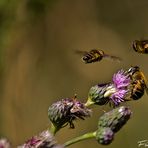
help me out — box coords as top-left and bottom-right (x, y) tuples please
(76, 49), (121, 64)
(133, 40), (148, 54)
(128, 66), (148, 100)
(48, 95), (91, 130)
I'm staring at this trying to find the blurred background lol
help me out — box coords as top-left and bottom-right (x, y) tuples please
(0, 0), (148, 147)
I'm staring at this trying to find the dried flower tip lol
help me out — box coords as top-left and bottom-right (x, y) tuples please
(48, 97), (91, 129)
(87, 84), (110, 106)
(98, 106), (132, 133)
(0, 138), (11, 148)
(18, 130), (64, 148)
(96, 127), (114, 145)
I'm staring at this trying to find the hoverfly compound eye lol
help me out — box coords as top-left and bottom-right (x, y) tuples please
(128, 66), (139, 73)
(133, 66), (140, 71)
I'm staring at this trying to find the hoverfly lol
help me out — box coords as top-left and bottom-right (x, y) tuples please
(76, 49), (121, 64)
(133, 40), (148, 54)
(128, 66), (148, 100)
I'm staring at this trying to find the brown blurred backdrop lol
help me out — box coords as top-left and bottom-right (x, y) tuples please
(0, 0), (148, 147)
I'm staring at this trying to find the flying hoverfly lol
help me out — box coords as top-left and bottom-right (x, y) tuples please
(133, 40), (148, 54)
(76, 49), (121, 64)
(128, 66), (148, 100)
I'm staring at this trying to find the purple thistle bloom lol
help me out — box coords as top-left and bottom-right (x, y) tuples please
(112, 69), (130, 89)
(110, 69), (131, 106)
(102, 69), (131, 106)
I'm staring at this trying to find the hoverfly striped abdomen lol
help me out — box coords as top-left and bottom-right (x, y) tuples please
(133, 40), (148, 54)
(128, 66), (148, 100)
(130, 80), (145, 100)
(82, 49), (104, 63)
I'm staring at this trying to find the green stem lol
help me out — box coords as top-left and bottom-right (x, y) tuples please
(85, 98), (94, 107)
(49, 123), (59, 135)
(64, 131), (96, 147)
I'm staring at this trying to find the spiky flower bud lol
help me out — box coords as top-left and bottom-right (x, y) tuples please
(0, 138), (11, 148)
(18, 130), (64, 148)
(96, 127), (114, 145)
(98, 106), (131, 132)
(48, 97), (91, 130)
(96, 106), (132, 145)
(87, 83), (110, 105)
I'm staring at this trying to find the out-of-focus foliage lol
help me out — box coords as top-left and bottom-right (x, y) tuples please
(27, 0), (52, 14)
(0, 0), (148, 148)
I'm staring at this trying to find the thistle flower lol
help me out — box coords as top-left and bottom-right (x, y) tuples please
(48, 97), (91, 131)
(86, 69), (131, 107)
(0, 138), (11, 148)
(18, 130), (64, 148)
(109, 69), (131, 106)
(112, 69), (130, 89)
(96, 106), (132, 145)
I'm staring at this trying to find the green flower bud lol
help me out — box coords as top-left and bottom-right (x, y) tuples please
(87, 84), (110, 105)
(98, 106), (132, 133)
(95, 106), (132, 145)
(96, 127), (114, 145)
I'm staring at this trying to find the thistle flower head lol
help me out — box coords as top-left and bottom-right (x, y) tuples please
(18, 130), (64, 148)
(48, 96), (91, 130)
(109, 69), (131, 106)
(96, 106), (132, 145)
(112, 69), (130, 89)
(86, 69), (131, 107)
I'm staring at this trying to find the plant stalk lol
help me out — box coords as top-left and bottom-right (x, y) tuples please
(64, 131), (96, 147)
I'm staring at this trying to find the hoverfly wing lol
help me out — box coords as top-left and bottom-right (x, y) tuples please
(75, 50), (88, 55)
(103, 54), (122, 62)
(142, 73), (148, 96)
(145, 87), (148, 95)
